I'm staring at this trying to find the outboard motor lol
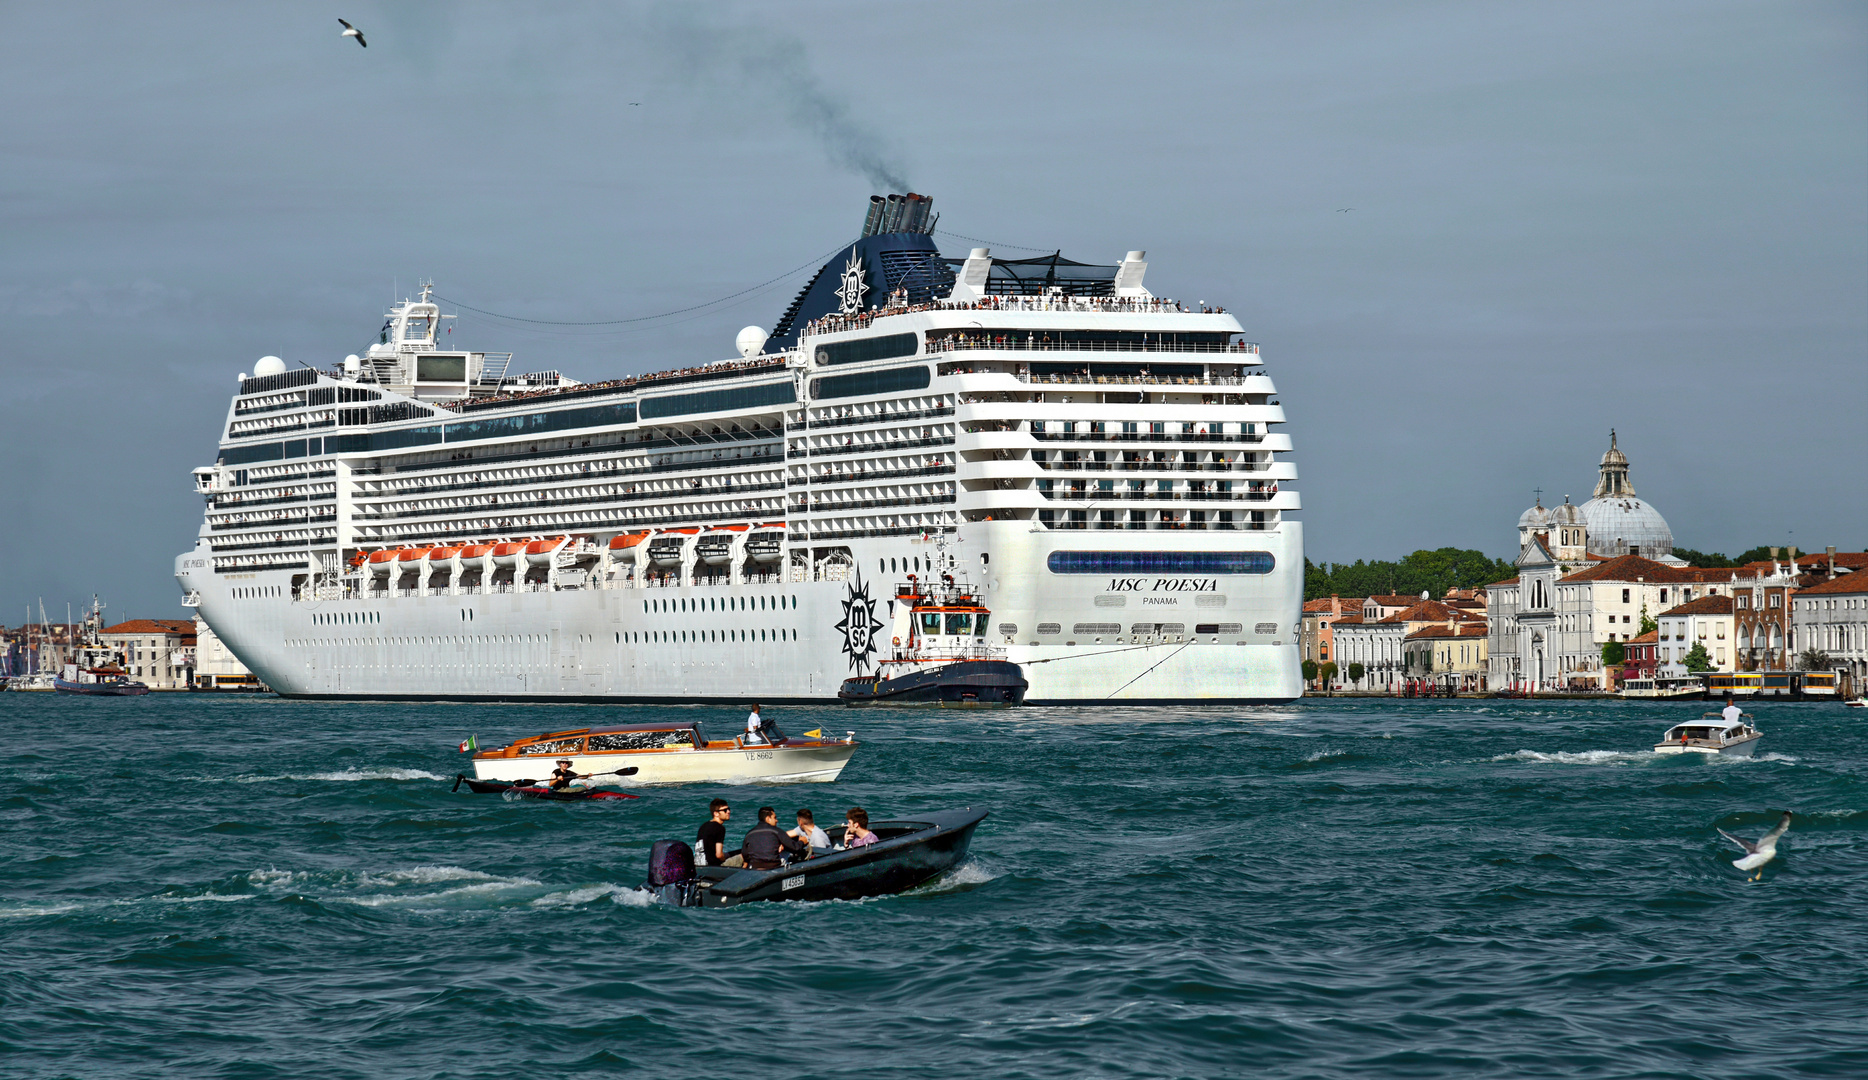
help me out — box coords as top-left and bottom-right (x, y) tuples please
(644, 839), (701, 907)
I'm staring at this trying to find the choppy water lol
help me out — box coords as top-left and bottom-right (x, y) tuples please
(2, 694), (1863, 1079)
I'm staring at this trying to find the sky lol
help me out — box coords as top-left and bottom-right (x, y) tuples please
(2, 0), (1863, 622)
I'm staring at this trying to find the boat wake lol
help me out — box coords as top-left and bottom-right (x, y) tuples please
(232, 768), (449, 783)
(1492, 749), (1650, 766)
(910, 858), (1000, 895)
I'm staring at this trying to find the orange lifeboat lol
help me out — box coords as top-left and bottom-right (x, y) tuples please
(524, 535), (567, 567)
(458, 543), (495, 570)
(427, 545), (465, 574)
(367, 549), (404, 577)
(608, 532), (650, 565)
(491, 541), (528, 568)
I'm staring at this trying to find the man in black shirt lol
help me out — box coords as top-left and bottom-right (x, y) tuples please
(696, 799), (731, 866)
(741, 806), (808, 871)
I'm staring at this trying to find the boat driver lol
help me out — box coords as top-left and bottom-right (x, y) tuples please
(1721, 695), (1743, 728)
(742, 806), (809, 871)
(744, 703), (766, 745)
(548, 759), (588, 791)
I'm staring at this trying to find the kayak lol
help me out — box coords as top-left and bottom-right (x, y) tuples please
(451, 774), (640, 801)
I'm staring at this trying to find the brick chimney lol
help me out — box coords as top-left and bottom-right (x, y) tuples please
(1828, 545), (1837, 580)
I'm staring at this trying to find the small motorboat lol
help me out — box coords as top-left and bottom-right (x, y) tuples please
(639, 807), (987, 907)
(839, 569), (1025, 707)
(451, 774), (640, 801)
(1844, 696), (1867, 709)
(1654, 713), (1762, 757)
(469, 720), (858, 786)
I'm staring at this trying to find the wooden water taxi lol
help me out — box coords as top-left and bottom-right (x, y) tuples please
(469, 720), (857, 786)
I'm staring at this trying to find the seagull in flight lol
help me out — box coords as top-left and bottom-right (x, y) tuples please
(1336, 208), (1354, 213)
(339, 18), (367, 48)
(1719, 811), (1791, 881)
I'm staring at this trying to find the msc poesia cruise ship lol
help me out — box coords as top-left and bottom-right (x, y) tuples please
(173, 195), (1303, 704)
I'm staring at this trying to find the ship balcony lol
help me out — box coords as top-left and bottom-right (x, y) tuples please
(953, 460), (1037, 482)
(1033, 487), (1294, 505)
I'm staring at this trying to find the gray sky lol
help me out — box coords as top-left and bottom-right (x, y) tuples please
(3, 1), (1863, 621)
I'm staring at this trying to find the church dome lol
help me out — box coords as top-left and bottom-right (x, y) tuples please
(1581, 496), (1673, 558)
(1518, 502), (1552, 530)
(1549, 499), (1585, 526)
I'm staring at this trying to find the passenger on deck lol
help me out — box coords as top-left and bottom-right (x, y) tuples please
(842, 807), (877, 848)
(696, 799), (731, 866)
(742, 806), (808, 870)
(789, 809), (831, 854)
(548, 759), (588, 790)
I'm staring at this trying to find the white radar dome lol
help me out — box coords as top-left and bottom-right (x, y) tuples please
(253, 356), (287, 377)
(736, 325), (769, 359)
(344, 354), (361, 373)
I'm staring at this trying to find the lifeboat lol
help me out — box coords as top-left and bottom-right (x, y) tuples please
(427, 545), (465, 574)
(491, 541), (528, 568)
(746, 525), (785, 564)
(648, 528), (697, 568)
(608, 532), (650, 565)
(367, 549), (402, 577)
(524, 536), (567, 567)
(458, 543), (495, 572)
(695, 525), (748, 566)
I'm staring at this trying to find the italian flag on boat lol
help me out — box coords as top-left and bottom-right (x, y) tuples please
(458, 735), (478, 753)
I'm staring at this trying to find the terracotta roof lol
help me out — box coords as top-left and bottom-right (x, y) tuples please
(1630, 629), (1660, 644)
(1659, 595), (1734, 617)
(1559, 554), (1701, 584)
(1488, 576), (1520, 588)
(1365, 594), (1419, 607)
(102, 619), (195, 635)
(1406, 623), (1489, 641)
(1794, 573), (1868, 596)
(1797, 551), (1868, 570)
(1302, 597), (1364, 613)
(1331, 614), (1365, 626)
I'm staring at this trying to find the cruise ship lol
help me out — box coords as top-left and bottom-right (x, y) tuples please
(173, 195), (1303, 703)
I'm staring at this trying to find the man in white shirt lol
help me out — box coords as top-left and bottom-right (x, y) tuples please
(1721, 696), (1744, 727)
(744, 703), (766, 744)
(789, 808), (831, 853)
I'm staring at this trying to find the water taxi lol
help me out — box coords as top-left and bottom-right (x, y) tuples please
(468, 720), (857, 786)
(1653, 713), (1761, 757)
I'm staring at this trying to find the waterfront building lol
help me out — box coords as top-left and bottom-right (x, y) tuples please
(1403, 619), (1489, 693)
(99, 620), (196, 689)
(1626, 628), (1661, 677)
(1732, 551), (1799, 672)
(1790, 572), (1868, 691)
(1657, 595), (1736, 676)
(1335, 598), (1475, 692)
(1300, 595), (1361, 686)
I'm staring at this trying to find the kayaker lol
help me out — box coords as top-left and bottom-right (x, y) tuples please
(548, 760), (588, 791)
(842, 807), (877, 848)
(742, 806), (808, 870)
(789, 808), (831, 853)
(696, 799), (731, 866)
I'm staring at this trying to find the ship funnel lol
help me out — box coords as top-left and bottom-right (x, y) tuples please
(861, 192), (935, 237)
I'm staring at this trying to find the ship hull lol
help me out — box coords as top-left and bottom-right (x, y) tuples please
(839, 659), (1028, 707)
(175, 521), (1303, 705)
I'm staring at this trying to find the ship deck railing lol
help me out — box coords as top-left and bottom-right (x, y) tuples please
(938, 340), (1260, 357)
(349, 480), (787, 524)
(349, 428), (783, 478)
(788, 436), (953, 460)
(1038, 489), (1277, 503)
(1035, 460), (1273, 474)
(1030, 430), (1267, 444)
(805, 295), (1256, 335)
(792, 405), (955, 432)
(1035, 519), (1273, 531)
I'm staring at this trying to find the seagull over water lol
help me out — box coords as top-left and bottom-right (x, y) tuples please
(339, 18), (367, 48)
(1720, 811), (1791, 881)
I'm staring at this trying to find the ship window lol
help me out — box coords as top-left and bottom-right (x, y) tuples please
(945, 613), (972, 635)
(640, 381), (793, 419)
(813, 332), (919, 367)
(809, 364), (931, 401)
(1037, 623), (1062, 635)
(417, 355), (467, 381)
(1047, 551), (1275, 575)
(921, 613), (942, 633)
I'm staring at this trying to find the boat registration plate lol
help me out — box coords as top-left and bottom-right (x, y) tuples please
(744, 751), (773, 760)
(782, 875), (802, 892)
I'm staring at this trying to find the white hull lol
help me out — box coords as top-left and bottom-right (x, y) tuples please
(176, 521), (1304, 704)
(1653, 735), (1761, 757)
(472, 744), (856, 786)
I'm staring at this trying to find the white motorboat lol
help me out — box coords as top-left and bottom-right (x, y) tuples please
(469, 719), (858, 786)
(1844, 696), (1866, 709)
(1620, 676), (1705, 700)
(1654, 713), (1761, 757)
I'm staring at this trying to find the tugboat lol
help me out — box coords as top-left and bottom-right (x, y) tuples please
(52, 597), (149, 697)
(838, 569), (1026, 707)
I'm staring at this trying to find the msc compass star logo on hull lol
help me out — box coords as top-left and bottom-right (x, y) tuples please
(835, 572), (884, 674)
(834, 249), (868, 315)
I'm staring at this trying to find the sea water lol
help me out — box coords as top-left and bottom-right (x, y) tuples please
(1, 694), (1862, 1079)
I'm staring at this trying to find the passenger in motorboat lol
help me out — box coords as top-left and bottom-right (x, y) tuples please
(789, 808), (831, 854)
(697, 799), (732, 866)
(742, 806), (809, 870)
(842, 807), (877, 849)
